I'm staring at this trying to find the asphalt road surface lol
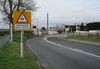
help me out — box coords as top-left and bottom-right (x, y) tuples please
(27, 36), (100, 69)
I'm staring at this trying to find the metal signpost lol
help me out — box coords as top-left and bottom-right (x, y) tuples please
(20, 30), (24, 58)
(13, 11), (32, 58)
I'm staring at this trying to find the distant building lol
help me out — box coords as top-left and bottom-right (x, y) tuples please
(65, 25), (69, 32)
(64, 24), (81, 32)
(32, 25), (38, 35)
(49, 27), (57, 35)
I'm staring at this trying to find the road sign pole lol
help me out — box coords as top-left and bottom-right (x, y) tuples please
(10, 23), (13, 42)
(20, 31), (24, 58)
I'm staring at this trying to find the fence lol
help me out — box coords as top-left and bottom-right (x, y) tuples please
(67, 31), (100, 36)
(0, 35), (10, 48)
(66, 31), (100, 42)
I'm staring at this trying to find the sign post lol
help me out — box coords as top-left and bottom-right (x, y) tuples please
(20, 31), (24, 58)
(13, 11), (31, 58)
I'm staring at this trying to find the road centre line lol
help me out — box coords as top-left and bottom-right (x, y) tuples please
(44, 37), (100, 59)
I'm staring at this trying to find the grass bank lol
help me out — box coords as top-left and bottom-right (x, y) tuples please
(68, 35), (100, 42)
(0, 32), (39, 69)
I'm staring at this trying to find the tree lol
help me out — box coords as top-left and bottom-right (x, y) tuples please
(86, 22), (100, 30)
(3, 0), (37, 23)
(70, 25), (76, 32)
(1, 0), (37, 42)
(80, 22), (84, 31)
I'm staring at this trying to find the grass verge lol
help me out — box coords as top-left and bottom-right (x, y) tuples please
(0, 32), (39, 69)
(68, 35), (100, 42)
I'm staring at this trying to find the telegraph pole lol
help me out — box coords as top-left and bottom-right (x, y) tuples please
(47, 13), (49, 34)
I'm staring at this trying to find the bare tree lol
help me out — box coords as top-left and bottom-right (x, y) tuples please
(1, 0), (37, 42)
(3, 0), (37, 23)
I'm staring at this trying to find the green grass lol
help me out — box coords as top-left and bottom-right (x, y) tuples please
(68, 35), (100, 42)
(13, 32), (35, 42)
(0, 32), (39, 69)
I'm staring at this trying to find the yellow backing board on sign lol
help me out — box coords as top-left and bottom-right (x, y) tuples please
(13, 11), (32, 31)
(13, 11), (31, 24)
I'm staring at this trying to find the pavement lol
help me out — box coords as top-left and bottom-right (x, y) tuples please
(26, 36), (100, 69)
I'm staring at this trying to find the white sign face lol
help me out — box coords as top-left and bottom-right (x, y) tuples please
(15, 24), (30, 30)
(17, 13), (28, 23)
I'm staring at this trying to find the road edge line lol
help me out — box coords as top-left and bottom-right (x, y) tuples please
(44, 37), (100, 59)
(26, 40), (47, 69)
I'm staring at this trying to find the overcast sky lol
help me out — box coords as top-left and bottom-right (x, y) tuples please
(0, 12), (9, 29)
(33, 0), (100, 27)
(1, 0), (100, 29)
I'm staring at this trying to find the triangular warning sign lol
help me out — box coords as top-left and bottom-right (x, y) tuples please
(17, 12), (28, 23)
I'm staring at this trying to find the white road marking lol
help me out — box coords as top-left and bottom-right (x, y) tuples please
(26, 41), (41, 67)
(44, 37), (100, 58)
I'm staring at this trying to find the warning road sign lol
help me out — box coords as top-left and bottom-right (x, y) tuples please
(13, 11), (32, 31)
(17, 13), (28, 23)
(13, 11), (31, 24)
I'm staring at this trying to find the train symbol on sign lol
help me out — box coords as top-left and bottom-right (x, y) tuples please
(17, 13), (28, 23)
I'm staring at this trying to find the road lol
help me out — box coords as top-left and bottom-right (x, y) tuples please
(27, 36), (100, 69)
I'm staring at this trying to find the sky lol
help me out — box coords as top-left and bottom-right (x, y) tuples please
(1, 0), (100, 29)
(0, 13), (9, 29)
(33, 0), (100, 27)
